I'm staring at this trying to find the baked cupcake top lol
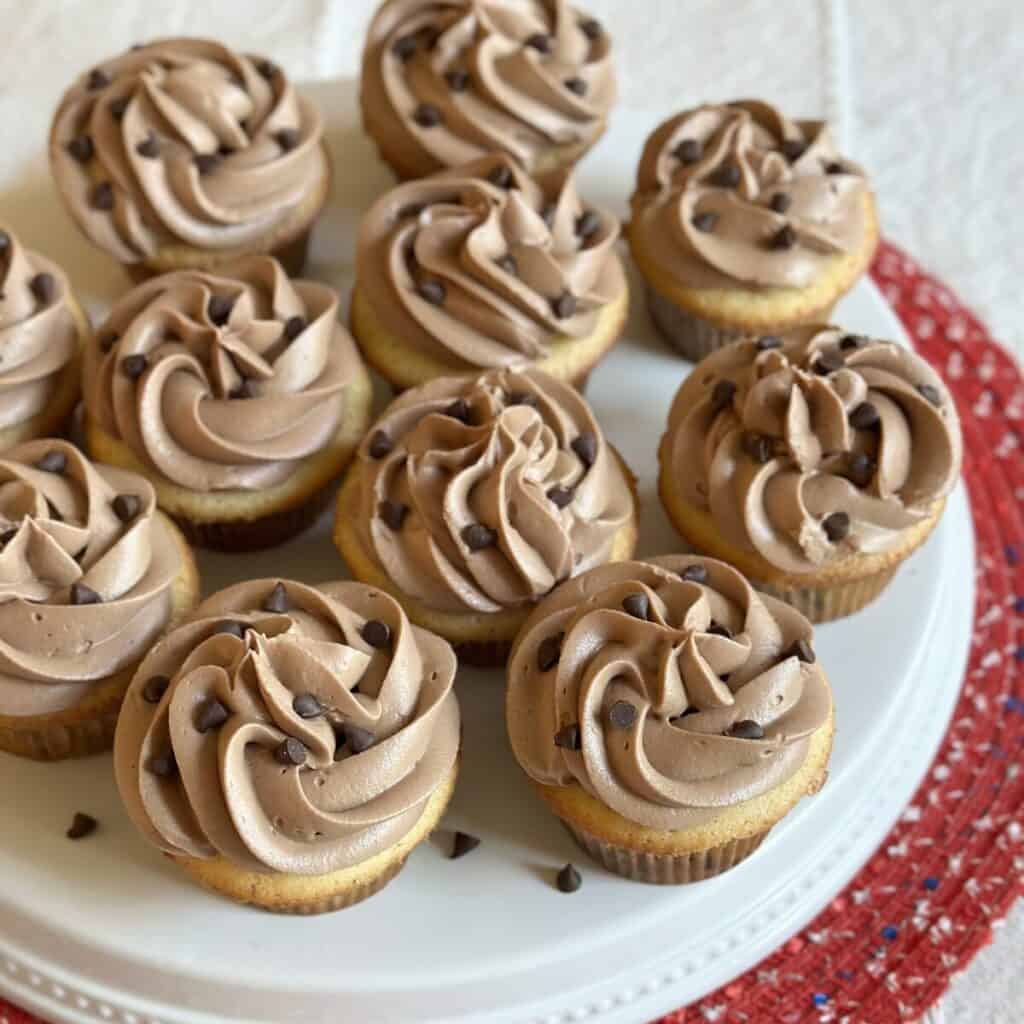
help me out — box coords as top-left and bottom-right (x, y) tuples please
(357, 152), (625, 371)
(84, 256), (359, 492)
(507, 556), (832, 829)
(662, 326), (962, 573)
(50, 38), (327, 264)
(361, 0), (615, 175)
(351, 368), (634, 613)
(114, 579), (460, 875)
(0, 440), (184, 717)
(0, 227), (82, 435)
(630, 101), (872, 291)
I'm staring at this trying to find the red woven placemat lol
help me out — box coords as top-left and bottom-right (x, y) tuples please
(1, 241), (1020, 1024)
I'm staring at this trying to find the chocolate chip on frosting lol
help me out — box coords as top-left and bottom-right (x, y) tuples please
(109, 96), (129, 120)
(445, 398), (471, 423)
(275, 128), (299, 152)
(195, 697), (230, 733)
(839, 334), (865, 350)
(418, 279), (446, 305)
(147, 750), (177, 777)
(392, 34), (418, 61)
(580, 17), (603, 40)
(135, 132), (160, 158)
(711, 162), (741, 188)
(112, 493), (141, 523)
(742, 431), (773, 464)
(780, 138), (807, 162)
(120, 354), (148, 379)
(849, 402), (880, 430)
(707, 621), (732, 639)
(537, 631), (564, 672)
(70, 582), (102, 606)
(789, 638), (816, 663)
(344, 725), (376, 754)
(368, 430), (394, 459)
(193, 152), (221, 176)
(362, 619), (391, 649)
(571, 431), (597, 467)
(413, 103), (443, 127)
(692, 211), (719, 233)
(822, 511), (851, 542)
(621, 593), (650, 621)
(679, 564), (708, 583)
(141, 676), (170, 705)
(292, 693), (322, 719)
(487, 164), (514, 189)
(556, 862), (582, 893)
(554, 723), (581, 750)
(727, 719), (765, 739)
(35, 449), (67, 474)
(496, 254), (518, 275)
(462, 523), (497, 551)
(507, 391), (537, 408)
(769, 192), (791, 213)
(551, 291), (577, 319)
(444, 69), (470, 92)
(91, 182), (114, 210)
(449, 831), (481, 859)
(29, 272), (55, 304)
(825, 161), (845, 174)
(282, 315), (307, 341)
(547, 485), (574, 509)
(608, 700), (638, 729)
(525, 32), (553, 53)
(710, 378), (736, 413)
(756, 335), (783, 351)
(66, 812), (98, 840)
(274, 737), (307, 766)
(769, 224), (797, 250)
(207, 294), (234, 325)
(917, 383), (942, 406)
(256, 59), (276, 80)
(87, 68), (110, 91)
(847, 452), (876, 488)
(564, 76), (587, 96)
(212, 621), (247, 639)
(674, 138), (702, 164)
(67, 135), (94, 163)
(814, 352), (844, 375)
(263, 582), (290, 613)
(379, 499), (409, 531)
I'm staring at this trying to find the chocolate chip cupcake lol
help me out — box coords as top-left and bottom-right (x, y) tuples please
(507, 555), (834, 883)
(83, 256), (373, 551)
(659, 327), (962, 621)
(114, 579), (460, 914)
(361, 0), (615, 180)
(0, 440), (200, 760)
(0, 227), (90, 449)
(334, 368), (638, 665)
(351, 152), (628, 392)
(629, 101), (879, 360)
(49, 38), (331, 280)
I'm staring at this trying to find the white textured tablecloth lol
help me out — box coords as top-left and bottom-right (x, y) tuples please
(0, 2), (1019, 1021)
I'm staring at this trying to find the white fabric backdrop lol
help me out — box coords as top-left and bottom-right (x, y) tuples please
(0, 1), (1019, 1020)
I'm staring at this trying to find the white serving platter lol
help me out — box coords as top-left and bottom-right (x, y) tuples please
(0, 97), (973, 1024)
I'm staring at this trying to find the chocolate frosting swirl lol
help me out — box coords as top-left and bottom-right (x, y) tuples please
(357, 152), (625, 370)
(50, 38), (328, 263)
(0, 227), (81, 433)
(362, 0), (615, 175)
(0, 441), (183, 717)
(84, 257), (355, 492)
(663, 326), (962, 573)
(630, 101), (872, 290)
(507, 556), (832, 830)
(352, 369), (634, 613)
(114, 579), (460, 875)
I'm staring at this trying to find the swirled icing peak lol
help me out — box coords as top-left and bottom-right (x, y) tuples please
(0, 440), (183, 716)
(114, 579), (460, 876)
(352, 368), (634, 613)
(50, 38), (328, 263)
(357, 152), (625, 370)
(630, 101), (872, 290)
(84, 256), (357, 492)
(507, 556), (832, 830)
(362, 0), (615, 175)
(662, 326), (962, 573)
(0, 227), (81, 435)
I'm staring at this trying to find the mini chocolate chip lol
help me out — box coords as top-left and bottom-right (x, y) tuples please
(362, 619), (391, 649)
(135, 132), (160, 158)
(576, 210), (601, 239)
(839, 333), (865, 350)
(66, 812), (98, 840)
(849, 401), (880, 430)
(445, 397), (471, 422)
(554, 723), (581, 750)
(564, 76), (587, 96)
(547, 485), (574, 508)
(917, 383), (942, 406)
(728, 719), (765, 740)
(770, 192), (791, 213)
(275, 127), (299, 152)
(67, 135), (94, 163)
(710, 378), (736, 413)
(608, 700), (637, 729)
(195, 697), (230, 733)
(35, 449), (67, 473)
(193, 152), (221, 175)
(537, 632), (564, 672)
(207, 294), (234, 325)
(344, 725), (376, 753)
(413, 103), (442, 127)
(449, 831), (481, 859)
(257, 59), (276, 80)
(87, 68), (110, 91)
(769, 224), (797, 250)
(488, 164), (514, 189)
(392, 33), (418, 60)
(112, 493), (141, 523)
(379, 499), (409, 531)
(147, 751), (177, 777)
(29, 272), (55, 304)
(825, 161), (845, 174)
(679, 563), (708, 583)
(580, 18), (603, 40)
(790, 637), (816, 663)
(822, 510), (851, 542)
(293, 693), (322, 719)
(445, 69), (470, 91)
(674, 138), (702, 164)
(556, 863), (582, 893)
(109, 96), (129, 120)
(742, 431), (773, 464)
(756, 335), (783, 351)
(707, 621), (733, 639)
(781, 139), (806, 162)
(141, 675), (169, 703)
(283, 315), (307, 341)
(507, 391), (538, 408)
(275, 737), (307, 766)
(70, 582), (102, 606)
(525, 32), (552, 53)
(218, 145), (236, 157)
(814, 352), (844, 375)
(212, 621), (247, 639)
(418, 279), (446, 305)
(120, 353), (148, 379)
(622, 593), (650, 621)
(847, 452), (876, 488)
(711, 162), (740, 188)
(263, 582), (290, 613)
(551, 291), (577, 319)
(692, 211), (719, 233)
(91, 182), (114, 210)
(571, 431), (597, 467)
(462, 523), (497, 551)
(368, 430), (394, 459)
(496, 254), (518, 275)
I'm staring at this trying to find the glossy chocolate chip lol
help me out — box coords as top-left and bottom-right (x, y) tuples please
(449, 831), (481, 859)
(556, 863), (582, 893)
(445, 398), (471, 422)
(212, 621), (247, 639)
(193, 152), (221, 176)
(67, 135), (94, 162)
(488, 164), (514, 189)
(839, 334), (865, 350)
(769, 224), (797, 250)
(554, 723), (581, 750)
(292, 693), (322, 719)
(917, 383), (942, 406)
(87, 68), (111, 90)
(344, 725), (376, 754)
(551, 291), (577, 319)
(769, 192), (791, 214)
(445, 69), (470, 91)
(814, 352), (844, 375)
(275, 127), (299, 152)
(35, 449), (67, 474)
(135, 132), (160, 158)
(368, 430), (394, 459)
(849, 402), (880, 430)
(141, 675), (170, 703)
(576, 210), (601, 239)
(674, 138), (702, 164)
(781, 138), (806, 162)
(66, 812), (98, 840)
(283, 315), (307, 341)
(727, 719), (765, 740)
(147, 751), (177, 778)
(195, 697), (230, 733)
(608, 700), (637, 729)
(707, 621), (732, 639)
(571, 431), (597, 467)
(91, 182), (114, 210)
(70, 582), (102, 606)
(580, 18), (603, 40)
(462, 523), (497, 551)
(379, 499), (408, 531)
(710, 379), (736, 413)
(274, 737), (307, 766)
(109, 96), (129, 120)
(418, 279), (446, 305)
(525, 32), (552, 53)
(790, 638), (816, 663)
(29, 273), (55, 304)
(112, 493), (141, 523)
(679, 564), (708, 583)
(537, 632), (564, 672)
(496, 254), (518, 275)
(120, 354), (148, 379)
(822, 511), (851, 542)
(263, 582), (290, 613)
(847, 452), (876, 488)
(547, 485), (574, 508)
(207, 294), (234, 325)
(692, 211), (718, 233)
(362, 619), (391, 649)
(507, 391), (537, 408)
(564, 76), (587, 95)
(413, 103), (442, 127)
(621, 593), (650, 621)
(392, 34), (418, 60)
(257, 60), (276, 80)
(825, 161), (845, 174)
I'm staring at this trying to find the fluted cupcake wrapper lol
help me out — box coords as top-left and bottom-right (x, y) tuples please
(0, 695), (122, 761)
(563, 820), (770, 884)
(755, 565), (899, 624)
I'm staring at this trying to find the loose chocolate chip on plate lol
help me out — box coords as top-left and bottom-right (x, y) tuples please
(525, 32), (552, 53)
(449, 831), (481, 859)
(571, 431), (597, 467)
(580, 18), (603, 40)
(109, 96), (129, 120)
(780, 139), (806, 162)
(847, 452), (876, 488)
(839, 333), (865, 350)
(362, 619), (391, 649)
(679, 563), (708, 583)
(275, 737), (307, 766)
(120, 353), (148, 379)
(790, 637), (816, 663)
(710, 378), (736, 413)
(849, 402), (880, 430)
(91, 182), (114, 211)
(263, 582), (290, 613)
(193, 152), (221, 176)
(608, 700), (637, 729)
(556, 863), (582, 893)
(87, 68), (111, 91)
(621, 592), (650, 621)
(917, 383), (942, 406)
(814, 352), (844, 375)
(554, 723), (581, 750)
(67, 135), (94, 163)
(769, 192), (791, 213)
(756, 334), (783, 351)
(207, 294), (234, 325)
(35, 449), (67, 473)
(547, 485), (574, 509)
(692, 211), (718, 233)
(445, 397), (471, 422)
(822, 510), (851, 542)
(344, 725), (376, 753)
(195, 697), (230, 733)
(488, 163), (514, 189)
(413, 103), (443, 127)
(379, 499), (408, 531)
(112, 493), (141, 523)
(275, 128), (299, 152)
(742, 431), (773, 464)
(769, 224), (797, 250)
(293, 693), (322, 719)
(711, 162), (740, 188)
(674, 138), (702, 164)
(496, 254), (518, 275)
(727, 719), (765, 740)
(29, 273), (55, 304)
(462, 523), (497, 551)
(537, 631), (564, 671)
(392, 33), (418, 60)
(445, 69), (470, 92)
(564, 76), (587, 96)
(66, 812), (98, 840)
(135, 132), (160, 158)
(70, 582), (102, 606)
(576, 209), (601, 239)
(368, 430), (394, 459)
(418, 279), (446, 305)
(707, 621), (732, 639)
(551, 291), (577, 319)
(147, 750), (177, 777)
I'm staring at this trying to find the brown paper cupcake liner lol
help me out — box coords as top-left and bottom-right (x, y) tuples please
(452, 638), (514, 668)
(755, 565), (899, 623)
(0, 699), (121, 761)
(563, 819), (771, 884)
(645, 281), (749, 360)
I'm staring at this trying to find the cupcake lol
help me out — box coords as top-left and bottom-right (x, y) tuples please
(49, 38), (331, 280)
(628, 100), (879, 360)
(361, 0), (615, 180)
(334, 368), (638, 665)
(114, 578), (460, 914)
(83, 256), (374, 551)
(0, 226), (89, 448)
(0, 440), (199, 760)
(507, 555), (834, 883)
(352, 152), (628, 391)
(659, 326), (962, 621)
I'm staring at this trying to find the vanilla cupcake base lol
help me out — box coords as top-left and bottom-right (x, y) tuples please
(173, 760), (458, 914)
(0, 514), (200, 760)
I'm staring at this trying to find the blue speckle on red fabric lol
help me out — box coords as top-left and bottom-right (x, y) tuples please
(813, 992), (829, 1006)
(924, 877), (940, 891)
(882, 925), (899, 941)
